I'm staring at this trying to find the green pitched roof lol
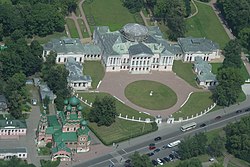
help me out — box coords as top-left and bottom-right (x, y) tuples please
(69, 113), (79, 120)
(45, 127), (55, 134)
(47, 115), (61, 130)
(51, 142), (71, 154)
(53, 130), (78, 143)
(0, 120), (27, 129)
(58, 111), (66, 125)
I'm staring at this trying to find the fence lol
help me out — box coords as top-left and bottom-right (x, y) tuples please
(167, 103), (216, 124)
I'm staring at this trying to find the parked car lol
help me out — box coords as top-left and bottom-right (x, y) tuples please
(154, 136), (162, 141)
(236, 110), (242, 113)
(162, 145), (168, 150)
(146, 152), (154, 157)
(172, 150), (181, 159)
(163, 157), (171, 162)
(149, 146), (156, 150)
(152, 160), (158, 166)
(169, 154), (175, 160)
(153, 148), (161, 153)
(215, 116), (222, 120)
(156, 158), (164, 165)
(245, 108), (250, 112)
(200, 123), (206, 127)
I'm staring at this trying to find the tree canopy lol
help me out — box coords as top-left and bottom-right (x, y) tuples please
(130, 151), (153, 167)
(123, 0), (144, 13)
(41, 52), (70, 111)
(153, 0), (186, 40)
(89, 96), (117, 126)
(224, 116), (250, 163)
(178, 133), (208, 160)
(222, 40), (242, 69)
(213, 67), (244, 106)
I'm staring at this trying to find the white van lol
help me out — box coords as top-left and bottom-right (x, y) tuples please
(167, 140), (181, 148)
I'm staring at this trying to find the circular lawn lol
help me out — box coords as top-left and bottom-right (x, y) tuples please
(125, 80), (177, 110)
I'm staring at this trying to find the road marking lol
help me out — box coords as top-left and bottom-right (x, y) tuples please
(122, 149), (127, 153)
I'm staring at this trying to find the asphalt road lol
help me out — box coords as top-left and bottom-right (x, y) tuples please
(75, 106), (250, 167)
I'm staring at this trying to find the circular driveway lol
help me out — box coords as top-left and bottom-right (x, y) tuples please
(97, 71), (202, 118)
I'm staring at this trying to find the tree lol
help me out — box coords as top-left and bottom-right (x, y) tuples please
(217, 0), (250, 35)
(146, 0), (156, 9)
(239, 27), (250, 51)
(153, 0), (186, 40)
(177, 158), (202, 167)
(178, 133), (208, 160)
(89, 96), (117, 126)
(208, 136), (225, 157)
(43, 95), (50, 109)
(30, 40), (43, 58)
(213, 67), (244, 106)
(130, 151), (153, 167)
(224, 116), (250, 163)
(123, 0), (144, 13)
(185, 0), (191, 17)
(222, 40), (242, 69)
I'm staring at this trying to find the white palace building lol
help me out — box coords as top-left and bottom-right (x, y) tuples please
(43, 23), (220, 75)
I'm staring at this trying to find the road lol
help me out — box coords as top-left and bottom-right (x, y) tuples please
(74, 101), (250, 167)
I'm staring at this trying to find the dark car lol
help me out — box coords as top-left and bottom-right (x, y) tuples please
(152, 160), (158, 166)
(125, 159), (131, 164)
(215, 116), (222, 120)
(236, 110), (242, 113)
(163, 156), (171, 162)
(154, 136), (162, 141)
(146, 152), (154, 157)
(172, 150), (181, 159)
(153, 148), (161, 153)
(162, 145), (168, 150)
(169, 154), (175, 160)
(245, 108), (250, 112)
(200, 123), (206, 127)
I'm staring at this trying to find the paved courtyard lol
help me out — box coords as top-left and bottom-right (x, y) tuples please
(97, 71), (203, 118)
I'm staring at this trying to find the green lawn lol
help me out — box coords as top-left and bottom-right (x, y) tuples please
(66, 18), (79, 38)
(82, 0), (141, 31)
(83, 61), (105, 89)
(77, 19), (89, 38)
(26, 31), (66, 44)
(78, 92), (153, 119)
(185, 1), (230, 48)
(125, 80), (177, 110)
(211, 63), (250, 80)
(173, 60), (199, 88)
(173, 92), (214, 119)
(89, 118), (156, 145)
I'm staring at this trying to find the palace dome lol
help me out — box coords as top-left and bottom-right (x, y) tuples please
(69, 96), (80, 106)
(121, 23), (148, 42)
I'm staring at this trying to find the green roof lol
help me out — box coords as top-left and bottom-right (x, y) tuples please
(69, 96), (80, 106)
(69, 113), (79, 120)
(52, 142), (71, 154)
(53, 130), (78, 143)
(64, 99), (69, 105)
(66, 105), (72, 111)
(45, 127), (55, 134)
(0, 120), (27, 129)
(58, 111), (66, 125)
(47, 115), (61, 130)
(77, 126), (89, 136)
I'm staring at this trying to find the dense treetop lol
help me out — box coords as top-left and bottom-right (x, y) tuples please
(0, 0), (77, 40)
